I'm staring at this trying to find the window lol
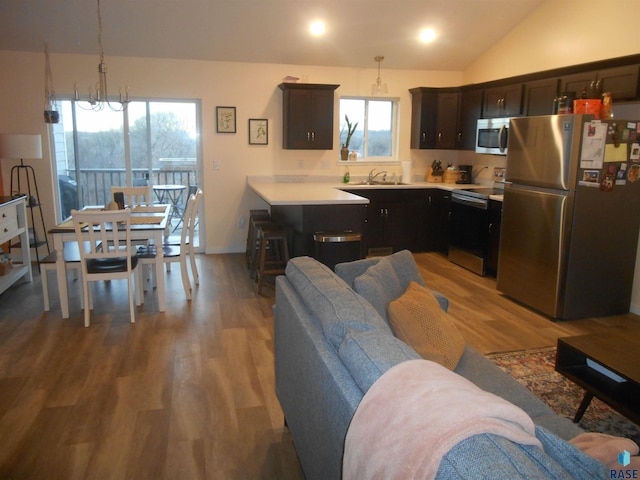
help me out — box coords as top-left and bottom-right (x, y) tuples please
(339, 97), (398, 162)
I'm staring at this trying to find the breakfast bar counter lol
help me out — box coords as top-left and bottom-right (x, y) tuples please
(246, 176), (503, 260)
(247, 176), (501, 205)
(247, 179), (369, 205)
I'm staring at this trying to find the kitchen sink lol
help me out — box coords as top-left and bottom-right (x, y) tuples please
(348, 180), (409, 186)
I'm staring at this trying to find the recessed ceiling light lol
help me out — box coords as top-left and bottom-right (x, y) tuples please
(309, 20), (326, 36)
(419, 28), (436, 43)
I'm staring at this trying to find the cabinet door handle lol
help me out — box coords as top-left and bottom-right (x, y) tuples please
(307, 132), (310, 142)
(437, 132), (442, 142)
(2, 213), (6, 218)
(311, 132), (315, 142)
(3, 227), (7, 233)
(457, 132), (462, 142)
(421, 132), (426, 143)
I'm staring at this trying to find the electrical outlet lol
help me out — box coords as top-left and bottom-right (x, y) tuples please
(297, 159), (304, 169)
(321, 160), (329, 169)
(238, 216), (246, 229)
(213, 161), (221, 170)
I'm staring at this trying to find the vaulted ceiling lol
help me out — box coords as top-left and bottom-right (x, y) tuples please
(0, 0), (545, 70)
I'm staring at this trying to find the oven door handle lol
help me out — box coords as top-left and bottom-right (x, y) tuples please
(451, 193), (489, 209)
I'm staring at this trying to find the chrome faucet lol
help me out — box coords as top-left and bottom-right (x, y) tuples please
(368, 168), (387, 183)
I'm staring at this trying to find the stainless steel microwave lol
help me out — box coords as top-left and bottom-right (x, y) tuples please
(475, 117), (512, 155)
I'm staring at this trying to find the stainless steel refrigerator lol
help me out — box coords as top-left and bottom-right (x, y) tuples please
(497, 114), (640, 320)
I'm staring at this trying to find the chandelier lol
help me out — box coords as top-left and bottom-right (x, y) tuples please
(74, 0), (130, 112)
(371, 55), (388, 95)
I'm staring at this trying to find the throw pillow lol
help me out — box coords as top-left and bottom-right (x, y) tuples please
(386, 249), (426, 289)
(353, 257), (403, 323)
(335, 257), (380, 287)
(388, 281), (465, 370)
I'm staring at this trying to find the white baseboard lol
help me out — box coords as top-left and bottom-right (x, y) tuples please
(205, 247), (245, 254)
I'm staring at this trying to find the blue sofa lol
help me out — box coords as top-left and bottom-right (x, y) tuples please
(274, 251), (604, 479)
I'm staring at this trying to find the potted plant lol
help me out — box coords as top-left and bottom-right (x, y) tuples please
(43, 43), (60, 124)
(341, 115), (358, 160)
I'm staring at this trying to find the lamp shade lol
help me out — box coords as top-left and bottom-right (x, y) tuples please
(0, 134), (43, 160)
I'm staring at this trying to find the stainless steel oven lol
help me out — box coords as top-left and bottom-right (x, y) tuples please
(448, 188), (501, 276)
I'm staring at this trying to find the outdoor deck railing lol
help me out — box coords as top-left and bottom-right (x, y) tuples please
(72, 167), (198, 207)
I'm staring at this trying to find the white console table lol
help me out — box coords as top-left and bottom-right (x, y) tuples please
(0, 195), (32, 295)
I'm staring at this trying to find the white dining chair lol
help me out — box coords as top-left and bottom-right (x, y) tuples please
(137, 188), (203, 300)
(40, 241), (96, 311)
(110, 185), (152, 207)
(71, 208), (140, 327)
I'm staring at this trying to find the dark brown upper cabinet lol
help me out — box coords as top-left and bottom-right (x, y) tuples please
(279, 83), (339, 150)
(457, 88), (483, 150)
(482, 83), (523, 118)
(559, 65), (639, 100)
(410, 88), (460, 150)
(523, 78), (560, 116)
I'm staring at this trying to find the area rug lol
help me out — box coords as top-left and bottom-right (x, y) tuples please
(486, 346), (640, 444)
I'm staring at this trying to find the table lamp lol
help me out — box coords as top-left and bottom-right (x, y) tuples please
(0, 134), (43, 201)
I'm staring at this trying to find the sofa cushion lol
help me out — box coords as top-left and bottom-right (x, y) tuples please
(338, 330), (420, 393)
(388, 281), (465, 370)
(285, 256), (390, 350)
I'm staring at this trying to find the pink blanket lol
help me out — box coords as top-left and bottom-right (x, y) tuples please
(343, 359), (542, 480)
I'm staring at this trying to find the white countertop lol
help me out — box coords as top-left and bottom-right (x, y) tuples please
(247, 177), (503, 206)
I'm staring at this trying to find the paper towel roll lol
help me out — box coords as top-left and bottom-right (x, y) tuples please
(401, 161), (412, 184)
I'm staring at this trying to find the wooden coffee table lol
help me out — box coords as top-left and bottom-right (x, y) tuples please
(555, 333), (640, 425)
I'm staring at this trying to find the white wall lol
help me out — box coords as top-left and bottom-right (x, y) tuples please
(464, 0), (640, 84)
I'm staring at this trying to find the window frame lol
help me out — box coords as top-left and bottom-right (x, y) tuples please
(338, 95), (400, 165)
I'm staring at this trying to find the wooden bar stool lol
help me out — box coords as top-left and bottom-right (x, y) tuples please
(246, 211), (272, 278)
(255, 224), (289, 295)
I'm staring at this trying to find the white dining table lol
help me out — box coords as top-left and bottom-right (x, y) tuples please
(48, 204), (171, 319)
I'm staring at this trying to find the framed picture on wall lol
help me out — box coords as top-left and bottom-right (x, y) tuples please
(216, 106), (236, 133)
(248, 119), (268, 145)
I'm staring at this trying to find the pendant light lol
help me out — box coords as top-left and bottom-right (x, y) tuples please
(371, 56), (388, 95)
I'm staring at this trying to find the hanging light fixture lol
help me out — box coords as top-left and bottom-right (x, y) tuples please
(74, 0), (130, 112)
(371, 55), (388, 95)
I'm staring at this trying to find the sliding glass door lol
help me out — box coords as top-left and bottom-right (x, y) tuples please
(51, 99), (202, 246)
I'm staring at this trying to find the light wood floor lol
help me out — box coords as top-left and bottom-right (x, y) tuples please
(0, 252), (638, 478)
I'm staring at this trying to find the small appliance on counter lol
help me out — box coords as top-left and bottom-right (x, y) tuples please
(456, 165), (473, 184)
